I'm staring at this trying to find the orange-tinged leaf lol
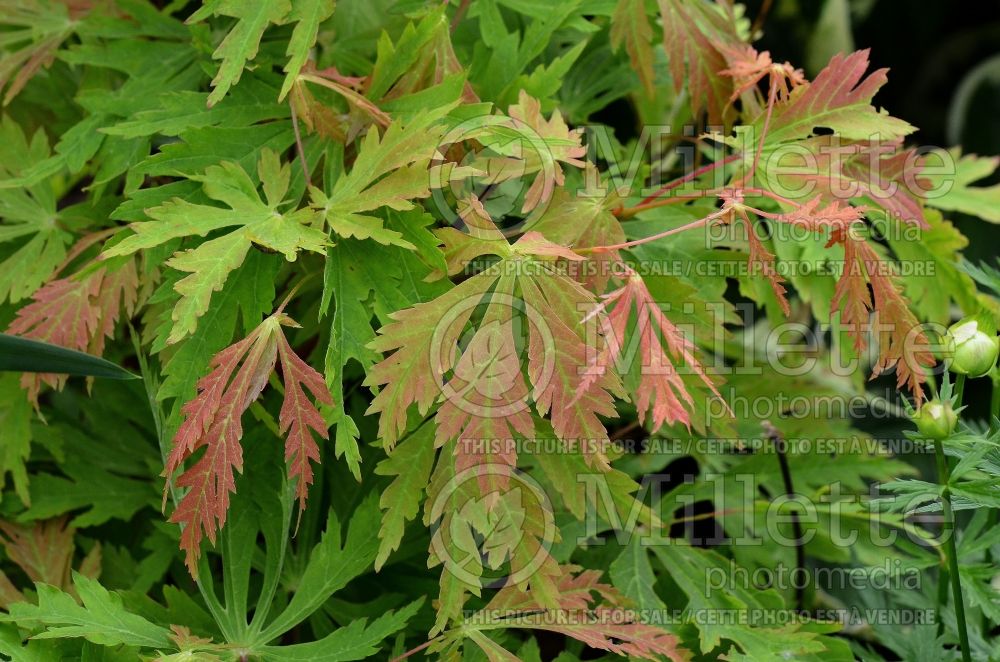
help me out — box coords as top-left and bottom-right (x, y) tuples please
(761, 49), (915, 144)
(658, 0), (740, 126)
(767, 138), (928, 227)
(610, 0), (656, 97)
(365, 270), (498, 447)
(738, 209), (789, 316)
(828, 228), (934, 402)
(581, 273), (725, 433)
(519, 272), (622, 470)
(434, 277), (534, 493)
(0, 516), (100, 609)
(6, 260), (137, 402)
(719, 44), (805, 105)
(277, 330), (333, 511)
(165, 313), (334, 574)
(460, 564), (689, 662)
(507, 92), (586, 213)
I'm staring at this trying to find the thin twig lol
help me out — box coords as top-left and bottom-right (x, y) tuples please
(289, 101), (311, 185)
(750, 0), (774, 37)
(450, 0), (471, 31)
(764, 420), (805, 612)
(390, 638), (437, 662)
(633, 153), (741, 208)
(579, 209), (726, 254)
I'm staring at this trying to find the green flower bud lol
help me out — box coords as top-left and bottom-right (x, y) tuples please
(912, 399), (957, 440)
(945, 318), (999, 377)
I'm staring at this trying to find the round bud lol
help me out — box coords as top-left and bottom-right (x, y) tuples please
(912, 399), (957, 440)
(945, 318), (999, 378)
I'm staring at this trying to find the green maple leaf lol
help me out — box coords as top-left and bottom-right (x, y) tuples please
(105, 149), (327, 343)
(0, 375), (31, 506)
(924, 149), (1000, 223)
(373, 420), (436, 570)
(0, 117), (71, 303)
(652, 543), (829, 658)
(610, 537), (666, 611)
(258, 599), (422, 661)
(279, 0), (338, 101)
(4, 573), (172, 649)
(309, 109), (453, 249)
(189, 0), (293, 107)
(889, 209), (979, 325)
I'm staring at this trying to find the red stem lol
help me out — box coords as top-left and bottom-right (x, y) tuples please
(580, 210), (727, 254)
(736, 75), (778, 189)
(636, 153), (741, 208)
(390, 639), (436, 662)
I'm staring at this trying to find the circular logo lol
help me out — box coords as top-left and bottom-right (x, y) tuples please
(429, 113), (562, 233)
(428, 463), (557, 589)
(428, 291), (555, 421)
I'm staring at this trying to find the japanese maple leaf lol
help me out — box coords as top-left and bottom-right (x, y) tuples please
(308, 109), (451, 250)
(768, 194), (866, 235)
(434, 195), (514, 278)
(506, 92), (587, 213)
(164, 312), (333, 574)
(519, 271), (624, 470)
(728, 193), (932, 400)
(580, 272), (725, 433)
(734, 206), (790, 316)
(367, 213), (588, 450)
(723, 192), (864, 315)
(104, 150), (328, 343)
(763, 137), (929, 228)
(658, 0), (741, 126)
(0, 1), (93, 105)
(759, 49), (915, 145)
(365, 269), (499, 447)
(610, 0), (656, 97)
(434, 291), (535, 493)
(7, 259), (138, 402)
(719, 44), (805, 105)
(426, 439), (563, 635)
(0, 516), (101, 609)
(0, 117), (72, 303)
(447, 564), (688, 662)
(827, 227), (934, 402)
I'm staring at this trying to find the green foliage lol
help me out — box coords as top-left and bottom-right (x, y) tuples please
(0, 1), (998, 661)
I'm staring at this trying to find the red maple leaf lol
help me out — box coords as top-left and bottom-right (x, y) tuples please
(164, 313), (333, 574)
(579, 271), (726, 432)
(466, 564), (689, 661)
(828, 227), (934, 402)
(7, 259), (138, 402)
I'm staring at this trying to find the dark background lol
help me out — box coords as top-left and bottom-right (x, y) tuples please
(752, 0), (1000, 156)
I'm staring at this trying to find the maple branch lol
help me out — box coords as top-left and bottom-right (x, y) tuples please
(749, 0), (774, 36)
(450, 0), (471, 31)
(736, 74), (778, 189)
(275, 272), (319, 314)
(618, 153), (741, 217)
(764, 420), (804, 612)
(289, 100), (311, 185)
(389, 638), (438, 662)
(579, 209), (727, 254)
(616, 193), (711, 220)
